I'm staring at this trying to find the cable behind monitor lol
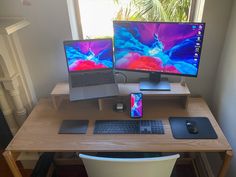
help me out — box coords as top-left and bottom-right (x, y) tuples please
(114, 72), (128, 83)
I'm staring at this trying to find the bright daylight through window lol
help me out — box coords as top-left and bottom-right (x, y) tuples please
(78, 0), (193, 39)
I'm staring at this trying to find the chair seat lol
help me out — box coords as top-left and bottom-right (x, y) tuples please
(79, 153), (180, 177)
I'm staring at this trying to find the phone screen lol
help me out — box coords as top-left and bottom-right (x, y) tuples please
(130, 93), (143, 118)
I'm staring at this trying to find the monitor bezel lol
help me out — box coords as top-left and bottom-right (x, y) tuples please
(113, 20), (206, 78)
(63, 38), (114, 73)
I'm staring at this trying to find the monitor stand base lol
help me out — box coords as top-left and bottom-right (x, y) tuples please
(140, 78), (171, 91)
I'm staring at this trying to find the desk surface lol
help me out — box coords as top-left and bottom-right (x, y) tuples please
(7, 97), (231, 152)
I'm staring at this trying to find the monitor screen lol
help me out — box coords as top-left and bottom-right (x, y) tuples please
(64, 39), (113, 72)
(113, 21), (205, 77)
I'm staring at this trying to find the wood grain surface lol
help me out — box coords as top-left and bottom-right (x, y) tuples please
(51, 82), (191, 96)
(6, 97), (231, 153)
(51, 82), (190, 109)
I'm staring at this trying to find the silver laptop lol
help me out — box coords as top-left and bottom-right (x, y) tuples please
(64, 38), (119, 101)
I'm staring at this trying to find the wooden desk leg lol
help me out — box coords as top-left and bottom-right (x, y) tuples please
(52, 95), (57, 109)
(182, 95), (189, 109)
(98, 99), (103, 111)
(217, 150), (233, 177)
(3, 150), (23, 177)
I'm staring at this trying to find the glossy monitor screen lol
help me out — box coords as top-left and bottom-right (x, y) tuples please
(113, 21), (205, 77)
(64, 39), (113, 72)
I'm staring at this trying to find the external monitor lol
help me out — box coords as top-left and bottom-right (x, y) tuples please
(64, 38), (114, 72)
(113, 21), (205, 90)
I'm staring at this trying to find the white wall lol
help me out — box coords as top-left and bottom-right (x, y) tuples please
(188, 0), (232, 102)
(0, 0), (233, 103)
(212, 0), (236, 176)
(0, 0), (72, 99)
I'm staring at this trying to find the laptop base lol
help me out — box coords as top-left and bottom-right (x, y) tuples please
(69, 83), (119, 101)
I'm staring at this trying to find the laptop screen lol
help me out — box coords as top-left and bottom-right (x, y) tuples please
(64, 39), (113, 72)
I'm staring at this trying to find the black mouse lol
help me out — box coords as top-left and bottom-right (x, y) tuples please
(186, 120), (198, 134)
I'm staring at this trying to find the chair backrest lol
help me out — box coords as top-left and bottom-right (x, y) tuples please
(79, 153), (180, 177)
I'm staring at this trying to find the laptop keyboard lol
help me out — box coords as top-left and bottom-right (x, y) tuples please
(94, 120), (164, 134)
(71, 70), (115, 87)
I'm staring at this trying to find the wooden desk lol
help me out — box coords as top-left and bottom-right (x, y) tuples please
(51, 82), (190, 110)
(3, 97), (232, 177)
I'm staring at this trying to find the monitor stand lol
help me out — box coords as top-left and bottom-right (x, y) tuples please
(140, 73), (171, 91)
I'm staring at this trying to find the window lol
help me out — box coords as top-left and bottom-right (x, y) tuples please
(77, 0), (194, 39)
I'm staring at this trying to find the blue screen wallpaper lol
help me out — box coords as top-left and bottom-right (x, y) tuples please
(113, 21), (205, 76)
(64, 39), (113, 72)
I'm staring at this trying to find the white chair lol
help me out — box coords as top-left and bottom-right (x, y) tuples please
(79, 153), (180, 177)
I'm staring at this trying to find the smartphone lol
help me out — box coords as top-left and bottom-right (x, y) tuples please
(130, 93), (143, 118)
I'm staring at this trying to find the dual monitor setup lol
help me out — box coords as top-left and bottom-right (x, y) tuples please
(60, 21), (213, 137)
(64, 21), (205, 98)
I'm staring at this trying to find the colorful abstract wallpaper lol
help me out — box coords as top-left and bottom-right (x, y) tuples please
(64, 39), (113, 72)
(131, 93), (143, 118)
(114, 22), (205, 76)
